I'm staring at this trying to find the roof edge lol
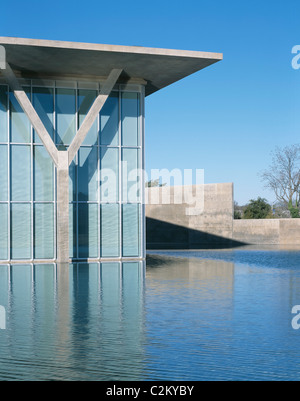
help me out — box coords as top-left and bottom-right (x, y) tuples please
(0, 36), (223, 61)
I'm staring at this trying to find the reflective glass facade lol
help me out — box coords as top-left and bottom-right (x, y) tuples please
(0, 81), (144, 261)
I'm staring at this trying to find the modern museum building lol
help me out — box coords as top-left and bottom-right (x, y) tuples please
(0, 37), (222, 263)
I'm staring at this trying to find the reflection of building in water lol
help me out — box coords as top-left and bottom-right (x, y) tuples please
(144, 256), (236, 377)
(0, 262), (145, 380)
(71, 262), (145, 380)
(146, 256), (235, 347)
(146, 255), (234, 299)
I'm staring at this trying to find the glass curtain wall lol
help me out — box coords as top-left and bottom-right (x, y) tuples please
(0, 82), (144, 261)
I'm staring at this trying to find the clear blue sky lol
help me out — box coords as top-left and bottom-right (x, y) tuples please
(1, 0), (299, 204)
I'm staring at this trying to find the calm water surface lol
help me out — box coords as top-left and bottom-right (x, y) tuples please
(0, 249), (300, 381)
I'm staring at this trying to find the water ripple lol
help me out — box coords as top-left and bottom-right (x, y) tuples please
(0, 252), (299, 381)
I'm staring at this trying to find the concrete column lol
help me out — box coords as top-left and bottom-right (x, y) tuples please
(2, 63), (59, 166)
(68, 69), (122, 164)
(3, 63), (121, 264)
(57, 151), (69, 263)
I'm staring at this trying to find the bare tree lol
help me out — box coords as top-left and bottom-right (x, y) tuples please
(261, 144), (300, 209)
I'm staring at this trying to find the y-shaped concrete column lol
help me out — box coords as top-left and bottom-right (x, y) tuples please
(2, 63), (122, 263)
(3, 64), (59, 166)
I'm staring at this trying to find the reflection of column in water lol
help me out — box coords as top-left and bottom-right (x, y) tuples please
(121, 262), (145, 380)
(99, 262), (145, 380)
(70, 262), (94, 380)
(70, 262), (123, 379)
(55, 263), (71, 349)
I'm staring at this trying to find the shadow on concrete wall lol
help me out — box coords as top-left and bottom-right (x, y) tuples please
(146, 217), (247, 250)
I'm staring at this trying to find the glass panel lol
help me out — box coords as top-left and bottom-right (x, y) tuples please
(100, 147), (119, 202)
(11, 145), (31, 201)
(78, 89), (98, 146)
(34, 203), (54, 259)
(101, 204), (119, 258)
(78, 147), (98, 202)
(56, 88), (76, 147)
(10, 89), (31, 143)
(121, 92), (139, 146)
(32, 87), (54, 143)
(0, 145), (8, 201)
(100, 92), (119, 146)
(11, 203), (31, 259)
(34, 146), (54, 201)
(69, 203), (77, 259)
(122, 148), (140, 203)
(0, 85), (8, 142)
(0, 204), (8, 260)
(78, 203), (98, 259)
(122, 204), (140, 257)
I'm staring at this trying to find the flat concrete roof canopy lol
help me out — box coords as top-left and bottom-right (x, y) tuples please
(0, 37), (222, 96)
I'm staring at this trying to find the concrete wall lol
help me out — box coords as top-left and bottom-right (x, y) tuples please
(233, 219), (280, 245)
(188, 183), (233, 244)
(233, 219), (300, 245)
(146, 183), (300, 249)
(146, 183), (237, 249)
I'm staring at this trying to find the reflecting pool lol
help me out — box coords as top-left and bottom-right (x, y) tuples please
(0, 250), (300, 381)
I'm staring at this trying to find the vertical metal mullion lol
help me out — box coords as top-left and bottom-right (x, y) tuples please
(141, 87), (146, 259)
(7, 84), (11, 262)
(119, 89), (122, 259)
(75, 82), (79, 260)
(30, 82), (34, 260)
(53, 82), (57, 261)
(98, 82), (101, 259)
(137, 91), (142, 258)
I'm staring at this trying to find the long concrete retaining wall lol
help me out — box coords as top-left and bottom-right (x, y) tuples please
(233, 219), (300, 245)
(146, 183), (300, 249)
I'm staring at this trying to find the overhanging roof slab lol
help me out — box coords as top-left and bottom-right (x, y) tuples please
(0, 37), (223, 96)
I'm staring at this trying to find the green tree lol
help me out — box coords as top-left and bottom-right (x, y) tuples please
(289, 206), (300, 218)
(145, 179), (166, 188)
(243, 197), (272, 219)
